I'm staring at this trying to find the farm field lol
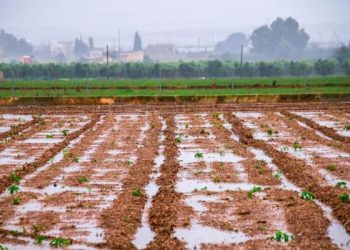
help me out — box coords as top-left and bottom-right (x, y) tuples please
(0, 76), (349, 98)
(0, 105), (349, 249)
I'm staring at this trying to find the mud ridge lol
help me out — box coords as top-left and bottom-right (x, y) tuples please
(100, 114), (161, 249)
(282, 111), (350, 144)
(146, 116), (185, 249)
(225, 113), (350, 234)
(0, 115), (99, 194)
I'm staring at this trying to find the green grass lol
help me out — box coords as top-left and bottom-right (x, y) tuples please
(1, 76), (349, 89)
(0, 86), (349, 97)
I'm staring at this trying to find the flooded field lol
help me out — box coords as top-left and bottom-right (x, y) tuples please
(0, 107), (349, 249)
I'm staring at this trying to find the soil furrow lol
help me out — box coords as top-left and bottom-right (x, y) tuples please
(146, 116), (185, 250)
(282, 111), (350, 144)
(225, 113), (350, 234)
(100, 114), (161, 249)
(0, 115), (99, 194)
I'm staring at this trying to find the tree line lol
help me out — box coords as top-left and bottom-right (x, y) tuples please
(1, 59), (349, 80)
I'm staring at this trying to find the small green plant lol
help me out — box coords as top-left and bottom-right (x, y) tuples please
(273, 171), (283, 179)
(61, 129), (69, 136)
(8, 184), (20, 194)
(50, 238), (71, 248)
(326, 164), (337, 171)
(195, 152), (203, 159)
(126, 159), (133, 166)
(35, 235), (48, 245)
(12, 197), (21, 205)
(301, 190), (315, 201)
(272, 230), (292, 242)
(150, 123), (155, 129)
(185, 123), (189, 129)
(0, 244), (9, 250)
(78, 176), (89, 183)
(9, 172), (21, 184)
(336, 181), (347, 189)
(46, 134), (54, 138)
(9, 230), (19, 237)
(39, 121), (46, 126)
(219, 151), (225, 157)
(200, 128), (205, 134)
(292, 141), (302, 150)
(281, 146), (289, 152)
(345, 124), (350, 130)
(132, 189), (142, 197)
(213, 112), (220, 119)
(247, 186), (262, 198)
(175, 135), (182, 143)
(338, 193), (349, 202)
(63, 150), (74, 159)
(267, 129), (273, 136)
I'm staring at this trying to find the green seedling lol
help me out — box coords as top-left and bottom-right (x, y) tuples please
(63, 150), (74, 159)
(345, 124), (350, 130)
(8, 184), (20, 194)
(336, 181), (347, 189)
(150, 123), (155, 129)
(219, 151), (225, 157)
(281, 146), (289, 152)
(132, 189), (142, 197)
(326, 164), (337, 171)
(338, 193), (349, 202)
(200, 128), (205, 134)
(12, 197), (21, 205)
(175, 135), (182, 143)
(273, 171), (283, 179)
(272, 230), (292, 242)
(78, 176), (89, 183)
(267, 129), (273, 136)
(292, 141), (302, 150)
(247, 186), (263, 198)
(126, 159), (133, 166)
(46, 134), (54, 139)
(301, 190), (315, 201)
(195, 152), (204, 159)
(35, 235), (48, 245)
(185, 123), (189, 129)
(39, 121), (45, 126)
(73, 157), (79, 163)
(0, 244), (9, 250)
(9, 230), (19, 237)
(50, 238), (71, 248)
(201, 186), (208, 191)
(213, 112), (220, 119)
(61, 129), (69, 136)
(9, 172), (21, 184)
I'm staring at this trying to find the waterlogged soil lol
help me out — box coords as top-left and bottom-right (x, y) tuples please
(0, 106), (349, 250)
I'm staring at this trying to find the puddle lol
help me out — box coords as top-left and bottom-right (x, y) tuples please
(185, 195), (220, 212)
(234, 112), (263, 118)
(316, 201), (350, 249)
(1, 114), (33, 121)
(176, 178), (264, 193)
(175, 220), (248, 250)
(296, 121), (333, 140)
(178, 151), (244, 165)
(21, 138), (63, 144)
(133, 117), (166, 249)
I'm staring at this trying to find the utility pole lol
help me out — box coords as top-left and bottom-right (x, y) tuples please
(240, 44), (243, 78)
(118, 29), (121, 53)
(106, 44), (109, 66)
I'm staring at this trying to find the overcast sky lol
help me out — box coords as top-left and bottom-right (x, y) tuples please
(1, 0), (349, 48)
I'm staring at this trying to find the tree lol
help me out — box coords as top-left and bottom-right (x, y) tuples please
(214, 33), (247, 55)
(250, 17), (310, 59)
(334, 42), (350, 63)
(314, 59), (337, 76)
(133, 32), (142, 51)
(342, 58), (350, 75)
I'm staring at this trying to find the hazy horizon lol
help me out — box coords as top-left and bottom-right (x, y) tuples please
(1, 0), (350, 49)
